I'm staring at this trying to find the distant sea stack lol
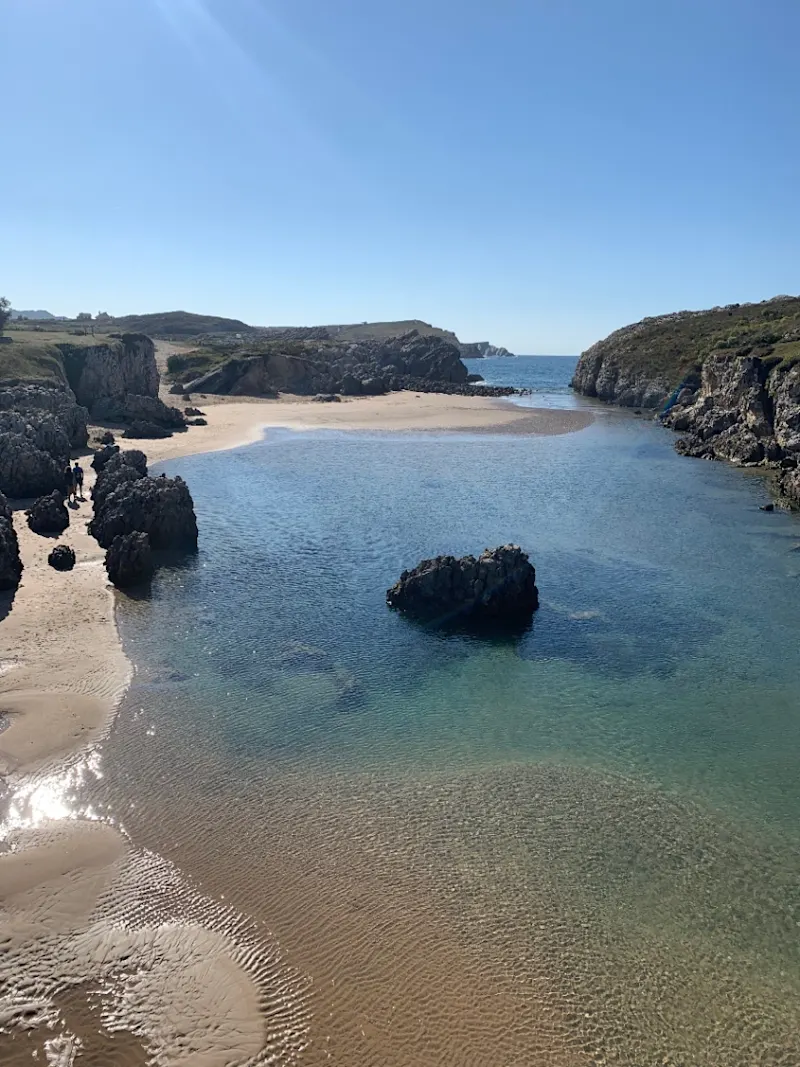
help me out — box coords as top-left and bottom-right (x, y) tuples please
(460, 342), (515, 359)
(571, 295), (800, 504)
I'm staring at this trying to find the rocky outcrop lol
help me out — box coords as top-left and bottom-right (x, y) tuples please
(60, 334), (158, 411)
(386, 545), (539, 624)
(123, 420), (174, 439)
(90, 468), (198, 551)
(661, 350), (800, 502)
(26, 490), (69, 535)
(105, 532), (154, 588)
(460, 342), (514, 358)
(48, 544), (76, 571)
(0, 384), (88, 498)
(0, 491), (23, 590)
(180, 330), (482, 398)
(571, 342), (673, 408)
(91, 443), (120, 472)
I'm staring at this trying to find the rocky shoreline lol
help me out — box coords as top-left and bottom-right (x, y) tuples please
(571, 296), (800, 506)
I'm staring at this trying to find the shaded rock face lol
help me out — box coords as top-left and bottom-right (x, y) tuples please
(0, 385), (89, 498)
(91, 443), (120, 472)
(571, 344), (672, 409)
(92, 393), (186, 433)
(123, 420), (174, 439)
(48, 544), (76, 571)
(26, 490), (69, 535)
(662, 353), (800, 501)
(105, 531), (153, 588)
(91, 450), (149, 514)
(60, 334), (158, 411)
(387, 545), (539, 624)
(182, 330), (478, 398)
(90, 471), (198, 551)
(0, 491), (23, 590)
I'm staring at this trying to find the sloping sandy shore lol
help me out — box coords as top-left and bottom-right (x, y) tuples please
(0, 390), (592, 1063)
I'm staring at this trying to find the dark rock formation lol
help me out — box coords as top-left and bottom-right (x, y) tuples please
(313, 394), (341, 403)
(0, 384), (89, 498)
(184, 407), (205, 417)
(180, 329), (486, 399)
(99, 430), (116, 445)
(460, 342), (514, 358)
(123, 420), (174, 439)
(90, 471), (198, 551)
(92, 450), (149, 513)
(386, 545), (539, 624)
(91, 443), (120, 471)
(188, 417), (207, 426)
(105, 532), (154, 588)
(0, 491), (23, 590)
(48, 544), (76, 571)
(26, 490), (69, 535)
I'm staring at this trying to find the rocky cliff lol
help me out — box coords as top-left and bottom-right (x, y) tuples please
(59, 334), (158, 412)
(571, 295), (800, 505)
(0, 383), (88, 498)
(662, 351), (800, 504)
(571, 295), (800, 409)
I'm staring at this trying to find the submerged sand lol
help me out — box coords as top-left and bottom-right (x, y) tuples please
(0, 390), (592, 1064)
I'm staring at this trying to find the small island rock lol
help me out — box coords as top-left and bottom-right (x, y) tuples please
(387, 544), (539, 624)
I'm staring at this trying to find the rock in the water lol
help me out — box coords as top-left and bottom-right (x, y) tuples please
(48, 544), (76, 571)
(89, 473), (198, 551)
(276, 642), (336, 673)
(26, 490), (69, 535)
(105, 532), (154, 588)
(0, 491), (23, 590)
(760, 503), (775, 512)
(386, 544), (539, 624)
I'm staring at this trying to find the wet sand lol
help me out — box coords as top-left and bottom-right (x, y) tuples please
(0, 389), (593, 1064)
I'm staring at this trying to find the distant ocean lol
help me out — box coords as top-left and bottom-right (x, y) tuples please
(93, 362), (800, 1066)
(463, 353), (580, 407)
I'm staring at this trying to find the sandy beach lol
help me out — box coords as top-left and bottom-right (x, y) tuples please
(0, 390), (593, 1064)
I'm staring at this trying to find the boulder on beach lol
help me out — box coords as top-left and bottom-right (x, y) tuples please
(91, 443), (120, 471)
(386, 544), (539, 624)
(105, 531), (154, 588)
(26, 490), (70, 535)
(0, 491), (23, 590)
(48, 544), (76, 571)
(123, 420), (174, 440)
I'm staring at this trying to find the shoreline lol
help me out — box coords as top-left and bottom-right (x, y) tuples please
(0, 389), (593, 1063)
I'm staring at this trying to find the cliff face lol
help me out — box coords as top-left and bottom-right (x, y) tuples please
(661, 352), (800, 503)
(572, 295), (800, 409)
(59, 334), (158, 412)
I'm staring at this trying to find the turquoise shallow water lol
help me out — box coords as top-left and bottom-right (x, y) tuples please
(104, 370), (800, 1064)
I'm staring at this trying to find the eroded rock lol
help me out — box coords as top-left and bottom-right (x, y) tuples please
(26, 491), (69, 535)
(387, 544), (539, 624)
(48, 544), (76, 571)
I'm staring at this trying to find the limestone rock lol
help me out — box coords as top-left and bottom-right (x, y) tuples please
(26, 490), (69, 535)
(387, 544), (539, 624)
(48, 544), (76, 571)
(91, 443), (120, 471)
(105, 532), (154, 588)
(61, 334), (158, 411)
(0, 385), (88, 497)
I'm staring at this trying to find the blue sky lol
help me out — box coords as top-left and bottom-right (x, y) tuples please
(4, 0), (798, 352)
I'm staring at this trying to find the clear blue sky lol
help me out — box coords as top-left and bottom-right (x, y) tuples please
(4, 0), (799, 353)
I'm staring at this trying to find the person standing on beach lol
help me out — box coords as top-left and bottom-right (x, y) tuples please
(64, 463), (76, 503)
(73, 461), (85, 500)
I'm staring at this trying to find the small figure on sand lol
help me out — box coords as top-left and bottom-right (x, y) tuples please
(73, 461), (85, 500)
(64, 463), (76, 504)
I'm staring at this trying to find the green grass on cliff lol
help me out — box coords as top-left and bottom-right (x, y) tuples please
(325, 320), (459, 344)
(588, 295), (800, 386)
(0, 339), (69, 384)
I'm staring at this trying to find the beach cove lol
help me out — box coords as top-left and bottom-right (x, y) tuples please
(3, 361), (800, 1064)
